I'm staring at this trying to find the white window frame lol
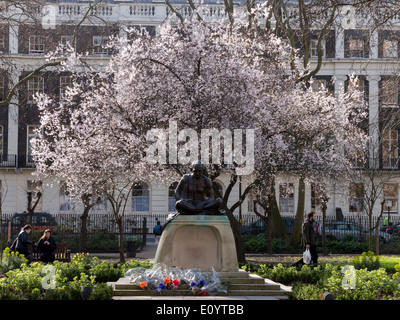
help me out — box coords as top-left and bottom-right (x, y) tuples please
(61, 35), (73, 47)
(311, 79), (327, 92)
(382, 129), (399, 169)
(168, 182), (178, 212)
(91, 195), (107, 211)
(349, 78), (366, 94)
(132, 182), (150, 212)
(383, 39), (398, 59)
(29, 35), (45, 54)
(381, 79), (398, 108)
(349, 183), (363, 213)
(279, 183), (294, 213)
(27, 125), (39, 165)
(92, 36), (109, 55)
(310, 39), (325, 58)
(27, 180), (42, 212)
(383, 183), (398, 214)
(59, 181), (74, 211)
(59, 76), (72, 100)
(27, 77), (44, 104)
(348, 38), (365, 58)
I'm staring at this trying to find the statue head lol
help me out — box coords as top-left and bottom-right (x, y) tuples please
(192, 160), (203, 178)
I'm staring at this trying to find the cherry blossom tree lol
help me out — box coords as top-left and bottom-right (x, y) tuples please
(32, 6), (368, 262)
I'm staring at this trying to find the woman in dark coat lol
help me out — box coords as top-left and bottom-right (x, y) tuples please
(37, 229), (57, 263)
(12, 224), (34, 263)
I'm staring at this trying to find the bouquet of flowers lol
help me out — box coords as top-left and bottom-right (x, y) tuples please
(125, 263), (226, 296)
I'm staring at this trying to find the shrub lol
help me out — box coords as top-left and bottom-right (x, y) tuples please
(90, 283), (114, 300)
(0, 248), (28, 274)
(352, 251), (380, 271)
(90, 260), (123, 282)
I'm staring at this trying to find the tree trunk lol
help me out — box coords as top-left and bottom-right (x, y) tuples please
(269, 188), (288, 240)
(80, 209), (89, 252)
(374, 200), (385, 255)
(290, 176), (305, 247)
(224, 206), (247, 264)
(321, 196), (329, 256)
(116, 217), (125, 263)
(80, 194), (102, 252)
(255, 198), (273, 255)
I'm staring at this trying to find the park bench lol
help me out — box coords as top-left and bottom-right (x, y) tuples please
(8, 242), (71, 263)
(32, 242), (71, 263)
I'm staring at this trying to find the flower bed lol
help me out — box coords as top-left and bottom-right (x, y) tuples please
(0, 248), (152, 300)
(242, 252), (400, 300)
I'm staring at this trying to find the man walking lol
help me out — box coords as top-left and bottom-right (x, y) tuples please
(302, 212), (318, 265)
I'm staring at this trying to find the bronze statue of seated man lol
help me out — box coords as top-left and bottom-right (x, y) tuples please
(175, 161), (223, 215)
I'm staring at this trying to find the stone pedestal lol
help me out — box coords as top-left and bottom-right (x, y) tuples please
(154, 215), (238, 272)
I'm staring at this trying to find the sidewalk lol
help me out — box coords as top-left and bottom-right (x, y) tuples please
(91, 243), (158, 261)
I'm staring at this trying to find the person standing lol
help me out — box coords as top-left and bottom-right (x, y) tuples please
(302, 212), (318, 265)
(37, 229), (57, 263)
(11, 224), (34, 263)
(153, 220), (163, 245)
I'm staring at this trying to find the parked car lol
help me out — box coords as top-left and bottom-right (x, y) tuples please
(240, 219), (266, 235)
(316, 221), (391, 242)
(2, 212), (58, 236)
(240, 217), (295, 235)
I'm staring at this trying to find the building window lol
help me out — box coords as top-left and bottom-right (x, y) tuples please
(310, 39), (325, 58)
(311, 79), (327, 92)
(91, 195), (107, 211)
(348, 38), (365, 58)
(29, 35), (45, 54)
(93, 36), (108, 55)
(381, 79), (398, 107)
(349, 78), (366, 94)
(61, 35), (73, 47)
(59, 76), (72, 100)
(383, 183), (398, 214)
(59, 181), (73, 211)
(27, 180), (42, 212)
(349, 183), (363, 213)
(382, 129), (398, 169)
(60, 35), (74, 54)
(279, 183), (294, 213)
(27, 77), (44, 104)
(350, 149), (365, 168)
(168, 182), (178, 212)
(132, 182), (150, 212)
(383, 39), (398, 58)
(27, 125), (39, 164)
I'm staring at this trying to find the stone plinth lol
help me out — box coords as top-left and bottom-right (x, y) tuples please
(154, 215), (238, 272)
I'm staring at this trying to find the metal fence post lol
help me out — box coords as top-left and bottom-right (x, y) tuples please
(142, 216), (147, 246)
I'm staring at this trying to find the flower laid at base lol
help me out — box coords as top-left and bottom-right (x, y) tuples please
(125, 263), (227, 296)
